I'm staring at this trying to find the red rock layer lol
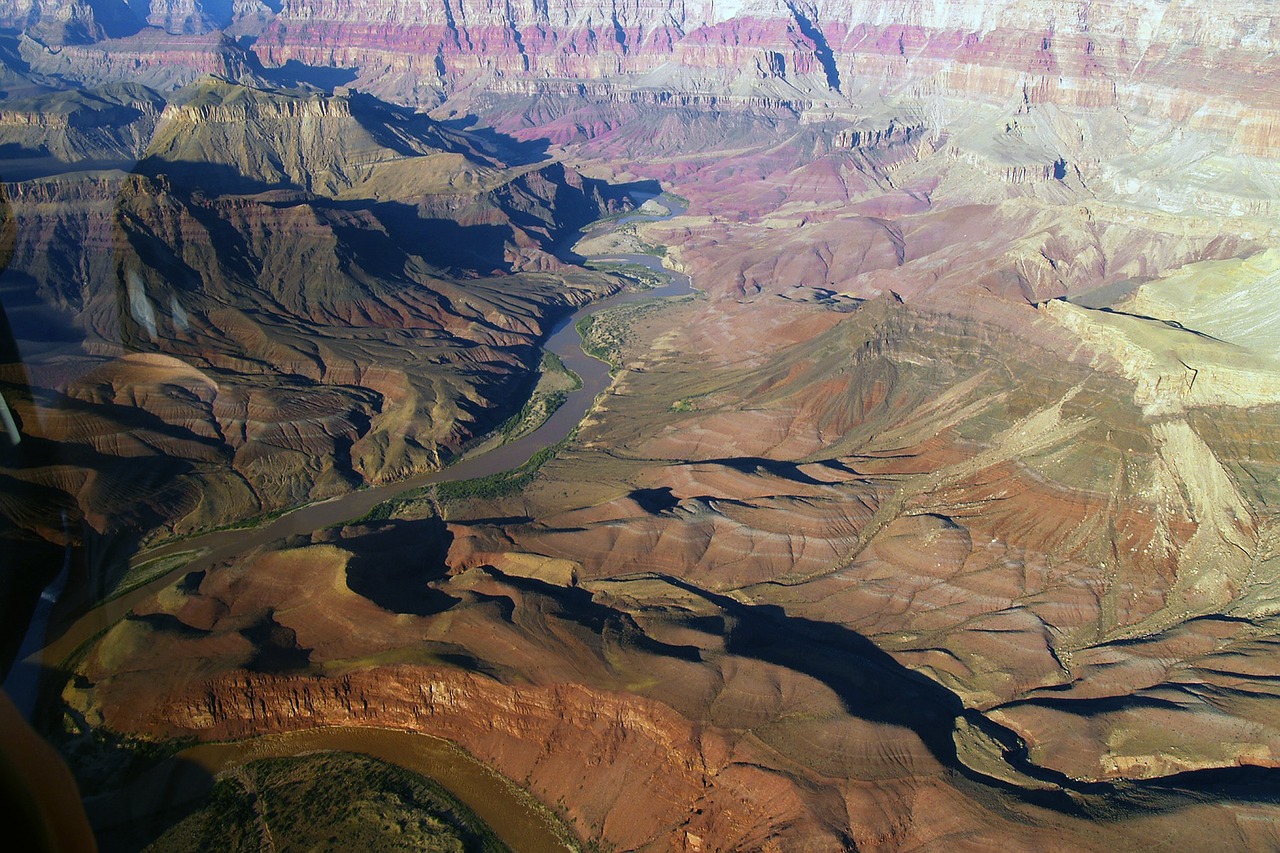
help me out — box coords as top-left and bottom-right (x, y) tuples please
(246, 0), (1280, 154)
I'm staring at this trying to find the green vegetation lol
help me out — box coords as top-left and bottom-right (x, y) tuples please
(493, 350), (582, 441)
(142, 752), (510, 853)
(436, 436), (570, 505)
(357, 434), (572, 521)
(575, 315), (613, 367)
(351, 278), (689, 526)
(578, 190), (683, 230)
(215, 505), (293, 531)
(352, 349), (585, 522)
(583, 261), (666, 290)
(577, 299), (673, 372)
(48, 714), (196, 799)
(500, 390), (568, 439)
(350, 289), (691, 526)
(351, 496), (402, 524)
(154, 503), (295, 547)
(612, 223), (668, 259)
(541, 349), (582, 391)
(579, 207), (633, 228)
(103, 549), (208, 604)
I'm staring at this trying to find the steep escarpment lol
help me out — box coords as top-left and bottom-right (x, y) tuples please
(241, 0), (1280, 155)
(17, 28), (259, 90)
(0, 83), (164, 178)
(9, 0), (1280, 162)
(0, 0), (110, 45)
(255, 0), (694, 100)
(139, 80), (473, 194)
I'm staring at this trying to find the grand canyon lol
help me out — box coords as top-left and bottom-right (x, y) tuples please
(3, 0), (1280, 850)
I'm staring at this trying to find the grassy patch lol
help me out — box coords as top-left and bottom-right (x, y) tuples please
(357, 435), (572, 521)
(351, 497), (402, 524)
(103, 549), (208, 604)
(579, 191), (683, 229)
(575, 315), (614, 367)
(498, 390), (567, 441)
(576, 300), (671, 372)
(541, 349), (582, 391)
(584, 261), (667, 290)
(157, 503), (295, 545)
(436, 436), (569, 505)
(493, 350), (581, 442)
(351, 349), (586, 523)
(578, 207), (633, 228)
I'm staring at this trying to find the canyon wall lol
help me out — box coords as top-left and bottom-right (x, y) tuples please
(11, 1), (1276, 156)
(245, 0), (1280, 151)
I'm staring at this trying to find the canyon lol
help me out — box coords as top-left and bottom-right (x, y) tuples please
(3, 1), (1280, 850)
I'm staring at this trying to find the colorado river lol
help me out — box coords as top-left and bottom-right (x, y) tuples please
(35, 195), (691, 666)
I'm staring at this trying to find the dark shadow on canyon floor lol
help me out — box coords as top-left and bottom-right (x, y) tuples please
(342, 518), (459, 617)
(620, 572), (1280, 820)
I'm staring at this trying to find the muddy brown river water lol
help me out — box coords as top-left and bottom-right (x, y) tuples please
(87, 726), (577, 852)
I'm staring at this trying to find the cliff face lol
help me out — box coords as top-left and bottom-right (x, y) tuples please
(0, 0), (253, 40)
(246, 0), (1280, 143)
(142, 668), (735, 850)
(17, 28), (258, 90)
(0, 0), (107, 44)
(11, 1), (1280, 158)
(70, 503), (1280, 849)
(0, 84), (163, 167)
